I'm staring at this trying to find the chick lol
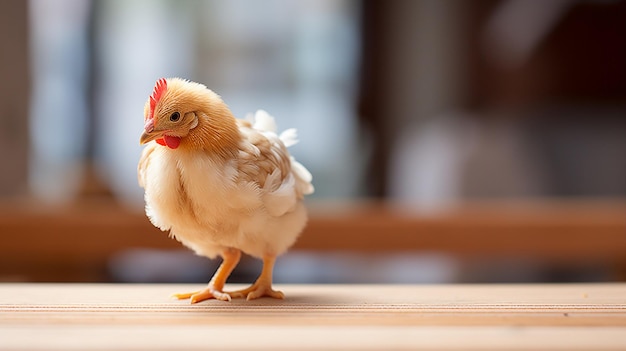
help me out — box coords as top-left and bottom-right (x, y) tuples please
(138, 78), (313, 303)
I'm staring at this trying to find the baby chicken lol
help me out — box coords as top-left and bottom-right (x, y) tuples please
(138, 78), (313, 303)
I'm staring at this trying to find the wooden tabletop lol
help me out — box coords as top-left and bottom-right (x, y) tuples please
(1, 284), (625, 350)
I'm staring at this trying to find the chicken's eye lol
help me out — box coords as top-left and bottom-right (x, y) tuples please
(170, 112), (181, 122)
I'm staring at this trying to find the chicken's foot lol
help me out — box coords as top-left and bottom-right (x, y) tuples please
(173, 248), (241, 304)
(227, 254), (284, 300)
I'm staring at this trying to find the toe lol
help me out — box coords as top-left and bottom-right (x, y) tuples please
(174, 285), (235, 304)
(172, 291), (198, 300)
(270, 289), (285, 299)
(228, 291), (245, 299)
(190, 290), (213, 304)
(246, 288), (285, 301)
(212, 290), (232, 302)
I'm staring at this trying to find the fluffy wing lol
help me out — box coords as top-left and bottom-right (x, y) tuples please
(236, 110), (314, 217)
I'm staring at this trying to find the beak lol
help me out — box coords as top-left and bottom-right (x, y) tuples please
(140, 118), (160, 145)
(140, 130), (161, 145)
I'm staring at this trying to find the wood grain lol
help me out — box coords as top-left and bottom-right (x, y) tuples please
(0, 283), (625, 350)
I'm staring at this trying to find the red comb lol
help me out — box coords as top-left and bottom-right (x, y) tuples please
(148, 78), (167, 121)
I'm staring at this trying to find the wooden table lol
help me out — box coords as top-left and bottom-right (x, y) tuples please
(1, 284), (625, 350)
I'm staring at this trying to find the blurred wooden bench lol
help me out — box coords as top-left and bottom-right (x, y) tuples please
(1, 199), (625, 281)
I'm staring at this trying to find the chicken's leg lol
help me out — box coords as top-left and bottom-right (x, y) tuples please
(173, 248), (241, 303)
(227, 254), (284, 300)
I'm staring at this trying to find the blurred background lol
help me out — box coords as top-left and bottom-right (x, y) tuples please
(1, 0), (625, 284)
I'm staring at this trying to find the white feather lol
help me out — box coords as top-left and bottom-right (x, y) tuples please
(279, 128), (299, 148)
(290, 157), (314, 195)
(252, 110), (277, 133)
(262, 172), (298, 217)
(291, 157), (313, 183)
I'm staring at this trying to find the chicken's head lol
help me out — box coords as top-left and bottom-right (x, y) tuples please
(140, 78), (239, 152)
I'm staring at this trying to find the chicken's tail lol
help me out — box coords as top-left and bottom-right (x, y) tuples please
(249, 109), (314, 196)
